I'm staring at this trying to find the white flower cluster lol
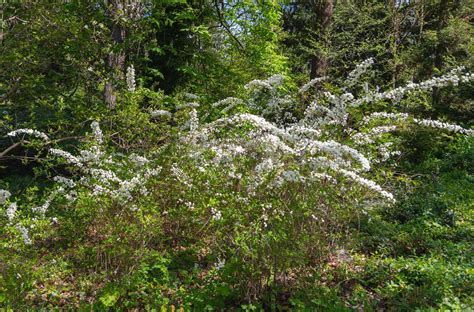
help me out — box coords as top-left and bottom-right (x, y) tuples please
(175, 62), (473, 209)
(16, 224), (32, 245)
(212, 97), (243, 108)
(351, 126), (398, 145)
(129, 154), (150, 167)
(414, 119), (474, 136)
(184, 92), (199, 100)
(126, 65), (136, 92)
(183, 110), (392, 201)
(3, 122), (161, 244)
(244, 74), (285, 91)
(6, 202), (17, 222)
(339, 169), (395, 202)
(374, 142), (401, 163)
(346, 58), (374, 86)
(211, 207), (222, 221)
(7, 129), (50, 141)
(212, 97), (244, 113)
(1, 189), (32, 245)
(301, 67), (473, 134)
(189, 108), (199, 133)
(0, 189), (11, 205)
(364, 112), (473, 136)
(299, 76), (326, 93)
(353, 67), (474, 106)
(214, 257), (225, 270)
(50, 148), (84, 167)
(301, 139), (371, 172)
(91, 121), (103, 144)
(150, 110), (172, 118)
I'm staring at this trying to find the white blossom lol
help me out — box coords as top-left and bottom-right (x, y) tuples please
(49, 148), (84, 167)
(189, 108), (199, 133)
(299, 76), (326, 93)
(16, 224), (32, 245)
(0, 189), (11, 205)
(91, 121), (103, 144)
(150, 110), (172, 118)
(347, 58), (374, 85)
(7, 129), (49, 141)
(126, 65), (136, 92)
(6, 202), (17, 222)
(211, 207), (222, 221)
(129, 154), (149, 167)
(53, 176), (76, 188)
(339, 169), (395, 202)
(183, 92), (199, 100)
(214, 258), (225, 270)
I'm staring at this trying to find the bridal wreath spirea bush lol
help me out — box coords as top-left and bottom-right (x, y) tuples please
(1, 60), (473, 305)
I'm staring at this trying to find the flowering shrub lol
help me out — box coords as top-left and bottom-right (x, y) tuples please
(152, 61), (472, 299)
(1, 60), (472, 307)
(2, 121), (161, 246)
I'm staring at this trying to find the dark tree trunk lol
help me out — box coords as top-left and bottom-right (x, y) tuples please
(310, 0), (333, 79)
(432, 0), (451, 115)
(104, 0), (127, 110)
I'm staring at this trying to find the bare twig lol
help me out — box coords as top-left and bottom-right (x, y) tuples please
(214, 0), (245, 52)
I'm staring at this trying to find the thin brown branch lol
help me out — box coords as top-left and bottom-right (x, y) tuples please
(214, 0), (245, 51)
(0, 140), (25, 158)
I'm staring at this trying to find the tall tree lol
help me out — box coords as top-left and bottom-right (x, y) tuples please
(310, 0), (333, 78)
(104, 0), (145, 109)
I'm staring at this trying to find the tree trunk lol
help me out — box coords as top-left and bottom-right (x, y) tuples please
(431, 0), (451, 115)
(310, 0), (333, 79)
(104, 0), (126, 110)
(388, 0), (401, 88)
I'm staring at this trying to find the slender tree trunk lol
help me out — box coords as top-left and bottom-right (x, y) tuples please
(432, 0), (451, 114)
(388, 0), (401, 88)
(104, 0), (126, 110)
(0, 0), (4, 45)
(310, 0), (333, 79)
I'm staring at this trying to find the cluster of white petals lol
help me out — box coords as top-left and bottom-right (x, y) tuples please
(16, 224), (32, 245)
(1, 190), (33, 245)
(91, 121), (103, 144)
(150, 110), (172, 118)
(353, 67), (474, 107)
(245, 74), (285, 91)
(299, 76), (326, 93)
(7, 129), (49, 141)
(184, 92), (199, 100)
(7, 202), (17, 222)
(189, 108), (199, 133)
(347, 58), (374, 86)
(173, 62), (473, 208)
(352, 126), (398, 145)
(212, 97), (244, 113)
(339, 169), (395, 202)
(0, 189), (11, 205)
(3, 122), (161, 245)
(49, 148), (84, 167)
(126, 65), (136, 92)
(182, 110), (392, 201)
(364, 112), (473, 136)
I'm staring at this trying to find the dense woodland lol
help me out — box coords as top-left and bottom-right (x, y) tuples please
(0, 0), (473, 310)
